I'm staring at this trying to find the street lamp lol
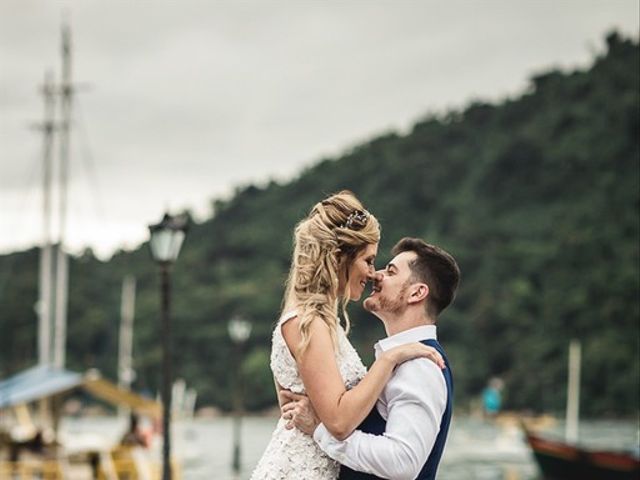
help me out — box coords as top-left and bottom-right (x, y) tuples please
(148, 213), (188, 480)
(227, 316), (252, 475)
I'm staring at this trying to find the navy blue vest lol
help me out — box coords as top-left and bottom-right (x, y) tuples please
(339, 339), (453, 480)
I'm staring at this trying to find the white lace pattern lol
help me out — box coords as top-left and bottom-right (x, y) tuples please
(250, 311), (367, 480)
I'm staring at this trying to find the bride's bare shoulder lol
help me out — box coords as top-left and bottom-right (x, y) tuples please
(281, 312), (332, 358)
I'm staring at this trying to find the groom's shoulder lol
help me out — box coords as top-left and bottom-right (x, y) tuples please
(387, 359), (447, 408)
(393, 356), (447, 386)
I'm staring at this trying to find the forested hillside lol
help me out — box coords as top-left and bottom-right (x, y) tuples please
(1, 33), (638, 416)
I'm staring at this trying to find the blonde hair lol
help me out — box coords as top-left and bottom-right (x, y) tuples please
(283, 190), (380, 354)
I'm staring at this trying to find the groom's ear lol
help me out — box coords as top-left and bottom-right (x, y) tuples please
(407, 283), (429, 304)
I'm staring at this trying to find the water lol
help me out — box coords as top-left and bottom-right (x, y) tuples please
(60, 416), (638, 480)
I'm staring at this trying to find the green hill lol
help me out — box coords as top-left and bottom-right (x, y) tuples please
(1, 32), (638, 416)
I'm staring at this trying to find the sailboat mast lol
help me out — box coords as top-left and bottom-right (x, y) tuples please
(118, 275), (136, 389)
(53, 20), (73, 369)
(565, 339), (581, 443)
(37, 70), (56, 367)
(118, 275), (136, 418)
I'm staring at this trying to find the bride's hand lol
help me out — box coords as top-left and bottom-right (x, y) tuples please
(383, 343), (445, 369)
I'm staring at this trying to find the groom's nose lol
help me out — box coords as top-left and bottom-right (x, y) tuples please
(371, 271), (384, 282)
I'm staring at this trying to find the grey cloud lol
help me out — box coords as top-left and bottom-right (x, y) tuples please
(0, 0), (638, 255)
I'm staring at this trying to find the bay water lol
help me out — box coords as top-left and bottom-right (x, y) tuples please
(60, 416), (638, 480)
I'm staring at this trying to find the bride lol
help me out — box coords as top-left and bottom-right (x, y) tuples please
(250, 191), (443, 479)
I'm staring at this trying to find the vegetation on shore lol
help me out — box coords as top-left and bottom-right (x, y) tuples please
(1, 33), (638, 417)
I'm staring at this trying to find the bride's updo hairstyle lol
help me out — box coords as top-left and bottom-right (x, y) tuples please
(284, 190), (380, 354)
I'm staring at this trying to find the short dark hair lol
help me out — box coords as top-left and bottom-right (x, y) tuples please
(391, 237), (460, 318)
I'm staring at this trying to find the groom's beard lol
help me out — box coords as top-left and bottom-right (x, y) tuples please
(364, 283), (408, 316)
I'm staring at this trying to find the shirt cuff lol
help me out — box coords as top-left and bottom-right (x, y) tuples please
(313, 423), (330, 445)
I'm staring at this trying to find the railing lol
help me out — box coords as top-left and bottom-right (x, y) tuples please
(0, 446), (180, 480)
(0, 459), (66, 479)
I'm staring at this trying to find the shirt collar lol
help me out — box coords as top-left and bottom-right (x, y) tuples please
(374, 325), (438, 357)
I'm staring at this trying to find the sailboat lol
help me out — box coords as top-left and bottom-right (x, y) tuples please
(523, 427), (640, 480)
(523, 341), (640, 479)
(0, 20), (176, 480)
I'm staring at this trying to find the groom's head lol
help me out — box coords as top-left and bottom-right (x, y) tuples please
(364, 238), (460, 323)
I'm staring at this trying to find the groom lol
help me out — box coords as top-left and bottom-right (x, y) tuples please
(281, 237), (459, 480)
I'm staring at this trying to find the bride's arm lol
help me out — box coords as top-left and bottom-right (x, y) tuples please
(282, 316), (441, 440)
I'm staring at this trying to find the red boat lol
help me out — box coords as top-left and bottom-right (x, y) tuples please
(523, 426), (640, 480)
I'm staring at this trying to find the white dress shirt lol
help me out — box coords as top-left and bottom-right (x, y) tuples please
(313, 325), (447, 480)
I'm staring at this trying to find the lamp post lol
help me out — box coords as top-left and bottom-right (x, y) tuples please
(148, 213), (188, 480)
(227, 316), (252, 475)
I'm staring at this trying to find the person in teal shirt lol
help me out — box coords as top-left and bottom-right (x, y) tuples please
(482, 378), (503, 417)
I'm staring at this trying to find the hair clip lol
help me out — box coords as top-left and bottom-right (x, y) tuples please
(341, 210), (369, 229)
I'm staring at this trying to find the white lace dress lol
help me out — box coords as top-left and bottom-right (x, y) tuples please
(250, 311), (367, 480)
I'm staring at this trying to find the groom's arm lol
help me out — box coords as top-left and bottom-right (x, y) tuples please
(274, 377), (293, 408)
(313, 359), (447, 480)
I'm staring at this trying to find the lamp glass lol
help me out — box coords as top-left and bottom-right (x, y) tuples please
(149, 216), (187, 263)
(228, 318), (252, 343)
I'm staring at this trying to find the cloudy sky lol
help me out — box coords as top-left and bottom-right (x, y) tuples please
(1, 0), (638, 258)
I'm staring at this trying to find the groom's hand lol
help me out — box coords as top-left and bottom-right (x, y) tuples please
(280, 391), (320, 436)
(277, 386), (296, 408)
